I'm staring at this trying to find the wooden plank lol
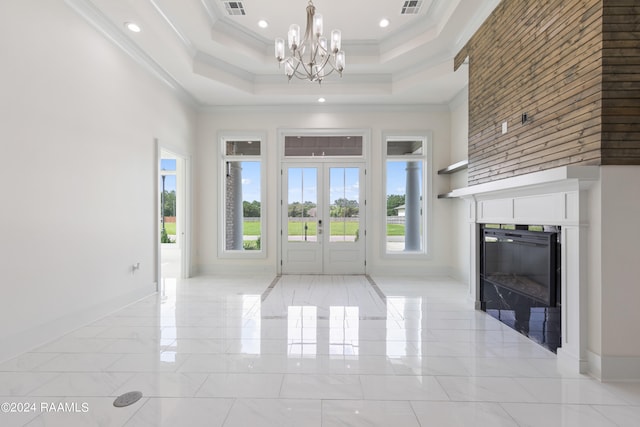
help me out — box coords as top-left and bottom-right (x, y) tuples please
(458, 0), (640, 184)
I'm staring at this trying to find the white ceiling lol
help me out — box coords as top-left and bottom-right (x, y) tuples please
(66, 0), (500, 108)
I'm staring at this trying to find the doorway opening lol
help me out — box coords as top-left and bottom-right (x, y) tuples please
(158, 148), (188, 291)
(279, 131), (369, 275)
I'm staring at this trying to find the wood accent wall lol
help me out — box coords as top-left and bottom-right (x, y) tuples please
(457, 0), (640, 185)
(602, 0), (640, 164)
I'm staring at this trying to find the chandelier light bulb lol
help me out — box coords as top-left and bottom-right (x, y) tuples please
(288, 24), (300, 50)
(336, 51), (345, 72)
(319, 37), (328, 57)
(313, 14), (323, 37)
(275, 38), (285, 61)
(330, 29), (341, 53)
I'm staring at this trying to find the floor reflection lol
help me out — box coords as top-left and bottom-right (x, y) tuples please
(386, 297), (422, 359)
(288, 306), (317, 356)
(159, 276), (430, 368)
(330, 306), (359, 356)
(8, 275), (625, 427)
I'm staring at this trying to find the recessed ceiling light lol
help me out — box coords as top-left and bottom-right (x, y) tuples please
(318, 97), (326, 103)
(125, 22), (141, 33)
(379, 18), (390, 28)
(258, 20), (268, 29)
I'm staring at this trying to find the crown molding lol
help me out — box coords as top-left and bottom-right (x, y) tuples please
(65, 0), (200, 109)
(454, 0), (501, 51)
(149, 0), (197, 56)
(194, 51), (254, 82)
(197, 103), (450, 114)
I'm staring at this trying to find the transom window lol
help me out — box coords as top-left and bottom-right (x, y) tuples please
(284, 135), (363, 157)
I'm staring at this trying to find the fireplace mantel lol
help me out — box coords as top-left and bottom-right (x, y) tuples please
(445, 165), (600, 199)
(458, 165), (600, 377)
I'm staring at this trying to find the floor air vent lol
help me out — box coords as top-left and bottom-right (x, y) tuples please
(113, 391), (143, 408)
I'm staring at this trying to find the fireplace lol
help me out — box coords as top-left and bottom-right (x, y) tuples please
(480, 225), (561, 352)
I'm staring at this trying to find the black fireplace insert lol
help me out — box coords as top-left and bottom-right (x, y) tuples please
(480, 226), (561, 352)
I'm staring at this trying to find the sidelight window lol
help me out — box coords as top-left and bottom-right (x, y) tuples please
(220, 134), (266, 257)
(383, 134), (430, 255)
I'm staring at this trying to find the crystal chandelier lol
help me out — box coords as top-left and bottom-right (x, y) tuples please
(274, 0), (345, 83)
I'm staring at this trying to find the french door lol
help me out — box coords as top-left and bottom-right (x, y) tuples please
(281, 163), (365, 274)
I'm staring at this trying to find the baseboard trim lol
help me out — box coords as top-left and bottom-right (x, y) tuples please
(586, 350), (602, 381)
(0, 285), (155, 364)
(557, 347), (590, 377)
(600, 354), (640, 382)
(196, 264), (277, 276)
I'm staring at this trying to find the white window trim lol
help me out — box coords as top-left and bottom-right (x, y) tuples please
(381, 131), (433, 259)
(218, 131), (267, 259)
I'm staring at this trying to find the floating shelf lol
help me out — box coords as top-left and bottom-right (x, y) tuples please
(437, 160), (468, 198)
(437, 192), (456, 199)
(437, 159), (468, 175)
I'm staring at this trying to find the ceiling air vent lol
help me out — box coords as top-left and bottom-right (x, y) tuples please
(223, 1), (246, 16)
(401, 0), (423, 15)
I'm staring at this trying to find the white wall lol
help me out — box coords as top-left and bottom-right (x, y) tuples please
(587, 178), (603, 359)
(194, 107), (454, 276)
(448, 88), (470, 283)
(0, 0), (196, 361)
(600, 167), (640, 358)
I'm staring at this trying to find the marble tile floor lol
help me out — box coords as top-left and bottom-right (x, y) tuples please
(1, 275), (640, 426)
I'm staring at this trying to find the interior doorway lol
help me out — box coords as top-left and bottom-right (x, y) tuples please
(159, 148), (188, 285)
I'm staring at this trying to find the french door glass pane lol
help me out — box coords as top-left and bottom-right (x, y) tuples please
(329, 167), (360, 242)
(287, 168), (318, 242)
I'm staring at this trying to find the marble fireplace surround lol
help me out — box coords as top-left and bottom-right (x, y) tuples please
(450, 166), (600, 378)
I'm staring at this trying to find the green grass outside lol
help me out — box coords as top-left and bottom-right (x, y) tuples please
(386, 224), (405, 236)
(286, 221), (405, 236)
(287, 221), (362, 236)
(165, 220), (405, 237)
(163, 222), (176, 235)
(243, 221), (261, 235)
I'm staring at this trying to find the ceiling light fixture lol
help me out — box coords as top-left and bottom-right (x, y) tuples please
(379, 18), (390, 28)
(125, 22), (141, 33)
(258, 20), (268, 29)
(274, 0), (345, 83)
(318, 97), (326, 103)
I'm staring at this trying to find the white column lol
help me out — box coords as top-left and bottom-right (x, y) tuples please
(405, 161), (421, 251)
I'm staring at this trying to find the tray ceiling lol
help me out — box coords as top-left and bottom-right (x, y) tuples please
(66, 0), (500, 108)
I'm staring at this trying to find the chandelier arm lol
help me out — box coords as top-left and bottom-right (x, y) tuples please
(294, 51), (314, 76)
(314, 58), (332, 76)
